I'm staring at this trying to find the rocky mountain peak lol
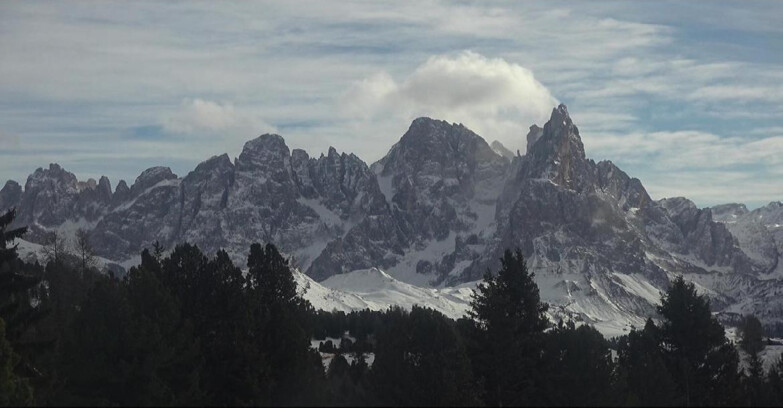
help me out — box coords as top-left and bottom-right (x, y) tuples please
(550, 103), (571, 127)
(76, 178), (98, 192)
(596, 160), (652, 210)
(80, 175), (114, 205)
(525, 124), (543, 154)
(408, 116), (446, 130)
(26, 163), (79, 192)
(711, 203), (749, 223)
(236, 134), (291, 176)
(398, 117), (460, 147)
(15, 164), (88, 227)
(98, 176), (112, 196)
(130, 167), (177, 196)
(240, 134), (288, 157)
(182, 154), (235, 207)
(364, 115), (509, 272)
(290, 146), (310, 162)
(191, 153), (234, 176)
(6, 107), (783, 331)
(380, 117), (502, 175)
(490, 140), (515, 160)
(0, 180), (22, 210)
(532, 104), (584, 159)
(752, 201), (783, 226)
(114, 180), (130, 199)
(523, 104), (589, 190)
(659, 197), (699, 216)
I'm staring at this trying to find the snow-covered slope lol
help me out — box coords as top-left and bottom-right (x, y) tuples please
(297, 267), (657, 338)
(295, 268), (476, 320)
(14, 238), (130, 274)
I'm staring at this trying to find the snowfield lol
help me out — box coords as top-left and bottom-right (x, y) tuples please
(295, 268), (476, 321)
(296, 267), (653, 339)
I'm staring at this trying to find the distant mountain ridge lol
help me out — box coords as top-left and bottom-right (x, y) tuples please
(3, 104), (783, 332)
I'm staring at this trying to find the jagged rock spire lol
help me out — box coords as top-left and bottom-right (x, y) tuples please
(522, 104), (589, 189)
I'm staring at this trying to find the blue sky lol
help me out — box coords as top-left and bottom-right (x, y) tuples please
(1, 1), (781, 208)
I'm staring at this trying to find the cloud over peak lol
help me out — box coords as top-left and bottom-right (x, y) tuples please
(163, 98), (274, 136)
(342, 51), (557, 154)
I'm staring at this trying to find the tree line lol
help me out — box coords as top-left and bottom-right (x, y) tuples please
(2, 207), (783, 406)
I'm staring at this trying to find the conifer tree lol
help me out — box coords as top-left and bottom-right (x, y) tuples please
(615, 318), (677, 405)
(159, 243), (210, 309)
(739, 314), (765, 356)
(31, 256), (96, 404)
(58, 261), (204, 405)
(468, 249), (548, 406)
(247, 243), (301, 308)
(0, 318), (33, 406)
(187, 248), (269, 405)
(124, 261), (204, 405)
(0, 209), (26, 263)
(769, 356), (783, 405)
(739, 314), (767, 406)
(0, 208), (43, 401)
(540, 321), (614, 406)
(327, 354), (361, 405)
(56, 276), (133, 405)
(246, 243), (325, 405)
(0, 208), (38, 343)
(658, 276), (742, 406)
(371, 306), (480, 406)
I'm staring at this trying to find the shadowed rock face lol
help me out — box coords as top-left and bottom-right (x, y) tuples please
(0, 180), (22, 212)
(526, 124), (543, 155)
(374, 117), (508, 240)
(18, 164), (81, 227)
(309, 117), (509, 282)
(4, 105), (783, 328)
(659, 197), (751, 272)
(712, 201), (783, 274)
(490, 140), (515, 160)
(461, 106), (670, 320)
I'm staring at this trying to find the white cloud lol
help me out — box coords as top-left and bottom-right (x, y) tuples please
(341, 51), (558, 154)
(163, 99), (235, 134)
(162, 98), (271, 134)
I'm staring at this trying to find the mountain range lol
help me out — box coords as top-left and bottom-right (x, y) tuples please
(3, 104), (783, 334)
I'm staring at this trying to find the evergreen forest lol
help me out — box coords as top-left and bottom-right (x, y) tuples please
(2, 208), (783, 407)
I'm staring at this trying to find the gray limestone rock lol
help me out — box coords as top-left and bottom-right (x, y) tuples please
(3, 105), (783, 327)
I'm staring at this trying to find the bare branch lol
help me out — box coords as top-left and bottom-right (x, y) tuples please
(39, 230), (70, 266)
(75, 228), (97, 272)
